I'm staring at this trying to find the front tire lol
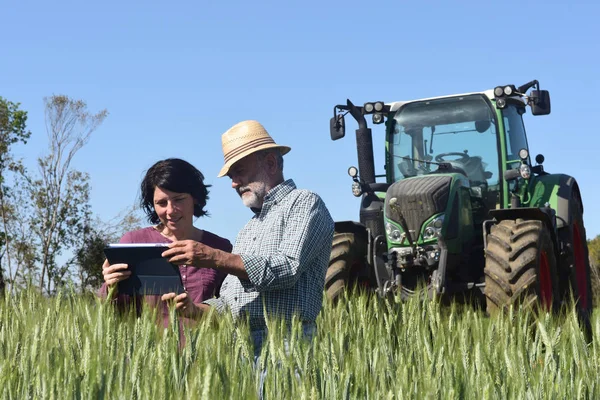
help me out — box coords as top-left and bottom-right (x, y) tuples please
(325, 232), (367, 301)
(484, 219), (559, 314)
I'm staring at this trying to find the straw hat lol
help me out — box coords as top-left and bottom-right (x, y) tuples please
(218, 120), (291, 177)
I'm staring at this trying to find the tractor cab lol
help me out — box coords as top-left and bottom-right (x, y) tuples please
(388, 94), (501, 222)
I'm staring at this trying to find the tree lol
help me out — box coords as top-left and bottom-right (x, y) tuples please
(589, 235), (600, 268)
(11, 95), (107, 294)
(588, 235), (600, 306)
(0, 97), (31, 294)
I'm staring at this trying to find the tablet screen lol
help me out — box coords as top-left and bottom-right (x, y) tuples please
(104, 243), (184, 296)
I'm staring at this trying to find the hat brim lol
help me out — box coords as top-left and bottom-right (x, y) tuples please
(218, 143), (291, 177)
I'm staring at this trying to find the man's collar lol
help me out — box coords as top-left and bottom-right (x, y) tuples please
(250, 179), (296, 215)
(264, 179), (295, 203)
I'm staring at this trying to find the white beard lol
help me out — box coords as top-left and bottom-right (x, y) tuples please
(239, 168), (270, 209)
(241, 188), (265, 208)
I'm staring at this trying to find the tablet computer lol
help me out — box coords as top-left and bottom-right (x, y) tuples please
(103, 243), (184, 296)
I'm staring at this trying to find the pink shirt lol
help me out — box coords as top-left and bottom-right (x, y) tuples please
(99, 227), (231, 329)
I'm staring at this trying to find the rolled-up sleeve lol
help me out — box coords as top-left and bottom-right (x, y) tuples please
(202, 297), (228, 314)
(241, 192), (333, 292)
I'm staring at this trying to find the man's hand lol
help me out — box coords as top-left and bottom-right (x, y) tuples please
(161, 292), (206, 320)
(163, 240), (249, 280)
(162, 240), (218, 268)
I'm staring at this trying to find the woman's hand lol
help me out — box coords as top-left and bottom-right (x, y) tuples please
(161, 292), (205, 320)
(102, 259), (131, 288)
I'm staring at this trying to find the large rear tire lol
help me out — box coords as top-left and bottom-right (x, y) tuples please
(484, 219), (559, 314)
(325, 232), (367, 301)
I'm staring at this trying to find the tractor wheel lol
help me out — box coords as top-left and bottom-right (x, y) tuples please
(325, 232), (367, 301)
(484, 219), (559, 314)
(559, 194), (593, 314)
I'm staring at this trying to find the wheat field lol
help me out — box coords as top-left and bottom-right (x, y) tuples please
(0, 290), (598, 399)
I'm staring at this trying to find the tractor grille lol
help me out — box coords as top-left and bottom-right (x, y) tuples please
(385, 176), (452, 235)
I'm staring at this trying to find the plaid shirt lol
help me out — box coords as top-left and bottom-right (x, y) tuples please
(204, 179), (334, 331)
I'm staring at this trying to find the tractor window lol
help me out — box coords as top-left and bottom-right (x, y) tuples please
(502, 105), (529, 163)
(390, 95), (499, 187)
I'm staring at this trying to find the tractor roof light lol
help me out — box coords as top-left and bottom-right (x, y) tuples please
(503, 85), (518, 96)
(494, 84), (518, 98)
(364, 103), (374, 113)
(372, 113), (385, 124)
(518, 148), (529, 160)
(374, 101), (384, 112)
(496, 98), (507, 109)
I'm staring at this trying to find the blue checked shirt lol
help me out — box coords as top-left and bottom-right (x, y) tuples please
(204, 179), (334, 331)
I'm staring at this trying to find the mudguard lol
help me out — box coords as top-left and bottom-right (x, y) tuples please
(529, 173), (583, 229)
(332, 220), (372, 279)
(487, 207), (559, 254)
(333, 220), (369, 237)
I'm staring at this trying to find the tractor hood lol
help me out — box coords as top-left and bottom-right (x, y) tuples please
(385, 175), (454, 240)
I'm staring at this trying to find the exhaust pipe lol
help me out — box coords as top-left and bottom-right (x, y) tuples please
(346, 99), (376, 185)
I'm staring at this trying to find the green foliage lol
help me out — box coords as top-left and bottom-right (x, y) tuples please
(0, 97), (32, 293)
(589, 235), (600, 268)
(1, 290), (599, 398)
(74, 230), (108, 291)
(0, 97), (31, 173)
(588, 235), (600, 306)
(8, 95), (108, 294)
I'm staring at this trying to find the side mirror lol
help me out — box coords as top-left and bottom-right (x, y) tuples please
(330, 114), (345, 140)
(530, 90), (551, 116)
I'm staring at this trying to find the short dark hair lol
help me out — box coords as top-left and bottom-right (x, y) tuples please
(140, 158), (211, 224)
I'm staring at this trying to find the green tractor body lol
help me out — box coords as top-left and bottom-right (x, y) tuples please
(328, 81), (592, 314)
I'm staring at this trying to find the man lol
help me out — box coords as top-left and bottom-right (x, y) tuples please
(161, 120), (334, 349)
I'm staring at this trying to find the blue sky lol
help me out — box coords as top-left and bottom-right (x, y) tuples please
(2, 0), (599, 244)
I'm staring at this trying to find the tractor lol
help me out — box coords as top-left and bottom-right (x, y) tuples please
(327, 80), (592, 315)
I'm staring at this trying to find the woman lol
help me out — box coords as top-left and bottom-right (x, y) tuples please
(99, 158), (231, 328)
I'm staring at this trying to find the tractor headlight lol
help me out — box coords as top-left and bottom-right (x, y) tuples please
(519, 164), (531, 179)
(372, 113), (384, 124)
(351, 181), (362, 197)
(386, 222), (403, 242)
(422, 214), (445, 240)
(423, 227), (436, 240)
(348, 166), (358, 178)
